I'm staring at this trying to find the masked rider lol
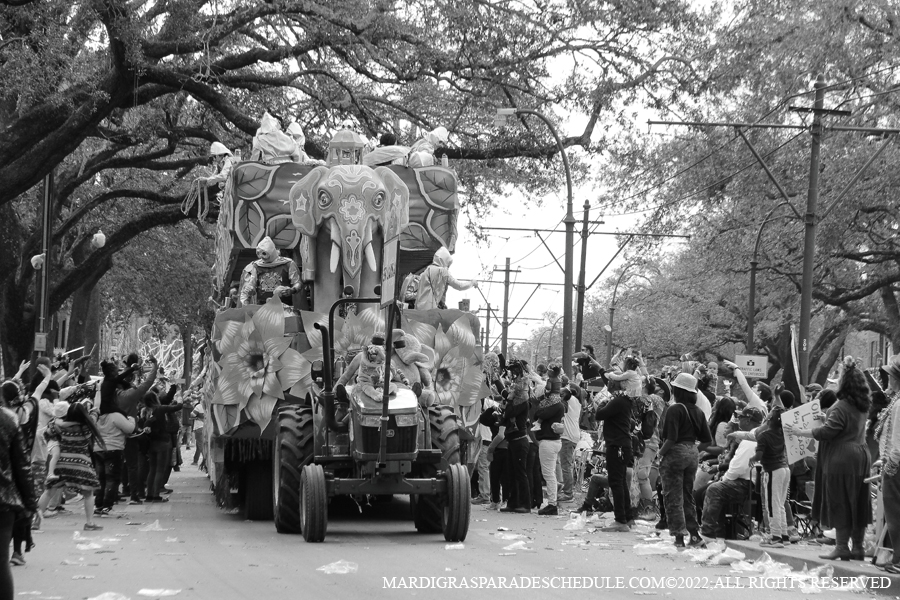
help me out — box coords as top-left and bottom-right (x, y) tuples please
(239, 236), (302, 308)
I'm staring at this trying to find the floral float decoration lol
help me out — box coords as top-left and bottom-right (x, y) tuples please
(213, 297), (309, 433)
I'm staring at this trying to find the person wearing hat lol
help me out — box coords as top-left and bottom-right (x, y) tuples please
(286, 122), (323, 165)
(874, 354), (900, 572)
(806, 383), (824, 402)
(698, 405), (764, 543)
(657, 373), (713, 547)
(785, 356), (872, 561)
(250, 112), (298, 164)
(204, 142), (235, 188)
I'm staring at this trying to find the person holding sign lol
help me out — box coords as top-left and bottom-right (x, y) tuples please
(784, 356), (872, 561)
(874, 354), (900, 573)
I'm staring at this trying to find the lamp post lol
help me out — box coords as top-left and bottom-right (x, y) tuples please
(495, 107), (575, 377)
(533, 328), (550, 365)
(605, 266), (632, 365)
(546, 315), (564, 363)
(604, 264), (655, 365)
(747, 202), (796, 354)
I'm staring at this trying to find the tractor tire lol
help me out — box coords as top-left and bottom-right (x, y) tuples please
(428, 404), (461, 466)
(273, 405), (314, 534)
(412, 405), (461, 534)
(442, 464), (471, 542)
(300, 464), (327, 543)
(244, 459), (274, 521)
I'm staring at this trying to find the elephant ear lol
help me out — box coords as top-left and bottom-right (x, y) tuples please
(375, 166), (410, 239)
(289, 166), (329, 236)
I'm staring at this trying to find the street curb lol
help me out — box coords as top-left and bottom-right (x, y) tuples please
(725, 539), (899, 596)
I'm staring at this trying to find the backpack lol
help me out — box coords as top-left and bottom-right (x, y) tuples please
(630, 395), (657, 456)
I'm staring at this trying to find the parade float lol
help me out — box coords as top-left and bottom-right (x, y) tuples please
(200, 129), (484, 539)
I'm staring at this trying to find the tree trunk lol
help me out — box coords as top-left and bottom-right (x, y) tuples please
(881, 286), (900, 354)
(0, 203), (31, 376)
(181, 326), (193, 427)
(68, 278), (104, 377)
(810, 329), (848, 386)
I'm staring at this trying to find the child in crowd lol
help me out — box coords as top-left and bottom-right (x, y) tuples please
(752, 407), (789, 548)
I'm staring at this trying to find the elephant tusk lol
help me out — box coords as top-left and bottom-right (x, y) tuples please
(330, 243), (340, 274)
(330, 221), (342, 273)
(364, 243), (377, 272)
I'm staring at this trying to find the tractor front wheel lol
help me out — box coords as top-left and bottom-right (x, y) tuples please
(442, 464), (470, 542)
(300, 464), (327, 542)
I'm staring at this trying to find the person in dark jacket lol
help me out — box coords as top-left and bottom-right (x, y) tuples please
(480, 396), (509, 509)
(143, 389), (183, 503)
(499, 361), (531, 513)
(534, 370), (566, 516)
(658, 373), (712, 548)
(0, 402), (37, 598)
(594, 378), (636, 531)
(116, 356), (158, 505)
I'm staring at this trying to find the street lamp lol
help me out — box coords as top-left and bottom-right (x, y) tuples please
(605, 264), (654, 365)
(495, 107), (575, 377)
(546, 315), (564, 363)
(747, 201), (796, 354)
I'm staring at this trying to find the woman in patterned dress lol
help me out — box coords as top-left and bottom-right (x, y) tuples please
(34, 403), (106, 531)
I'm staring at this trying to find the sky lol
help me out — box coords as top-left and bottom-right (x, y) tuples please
(445, 185), (643, 352)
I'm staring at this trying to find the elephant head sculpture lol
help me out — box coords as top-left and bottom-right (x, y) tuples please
(289, 165), (410, 309)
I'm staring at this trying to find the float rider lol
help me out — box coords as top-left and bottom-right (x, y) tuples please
(238, 236), (302, 308)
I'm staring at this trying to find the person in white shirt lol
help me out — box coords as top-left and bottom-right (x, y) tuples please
(556, 383), (581, 502)
(471, 396), (498, 505)
(191, 400), (206, 469)
(699, 406), (764, 541)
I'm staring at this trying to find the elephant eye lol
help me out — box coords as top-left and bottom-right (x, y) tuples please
(371, 191), (385, 210)
(317, 190), (332, 209)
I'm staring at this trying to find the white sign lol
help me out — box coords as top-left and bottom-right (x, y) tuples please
(380, 236), (400, 308)
(34, 333), (47, 352)
(735, 354), (768, 379)
(783, 399), (826, 464)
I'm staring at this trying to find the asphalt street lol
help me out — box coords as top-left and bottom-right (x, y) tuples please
(11, 457), (887, 600)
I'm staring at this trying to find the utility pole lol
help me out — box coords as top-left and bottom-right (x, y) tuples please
(648, 74), (895, 384)
(798, 75), (826, 384)
(575, 200), (590, 353)
(482, 303), (491, 353)
(493, 259), (520, 356)
(33, 172), (54, 363)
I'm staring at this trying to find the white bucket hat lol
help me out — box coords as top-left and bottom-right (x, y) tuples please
(671, 372), (698, 393)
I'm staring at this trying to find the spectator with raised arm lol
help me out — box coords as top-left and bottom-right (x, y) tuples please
(722, 359), (769, 416)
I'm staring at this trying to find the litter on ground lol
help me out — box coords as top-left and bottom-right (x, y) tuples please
(316, 560), (359, 574)
(138, 520), (169, 532)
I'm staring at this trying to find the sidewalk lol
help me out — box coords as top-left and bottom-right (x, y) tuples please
(725, 538), (898, 596)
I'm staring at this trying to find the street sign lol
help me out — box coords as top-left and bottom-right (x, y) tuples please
(735, 354), (768, 379)
(380, 236), (399, 308)
(34, 333), (47, 352)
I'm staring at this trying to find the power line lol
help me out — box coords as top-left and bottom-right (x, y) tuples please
(577, 64), (900, 224)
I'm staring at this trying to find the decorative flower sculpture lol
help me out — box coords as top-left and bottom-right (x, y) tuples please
(406, 315), (483, 408)
(214, 297), (308, 433)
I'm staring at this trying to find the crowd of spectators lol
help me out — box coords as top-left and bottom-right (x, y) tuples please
(473, 345), (898, 561)
(0, 350), (207, 595)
